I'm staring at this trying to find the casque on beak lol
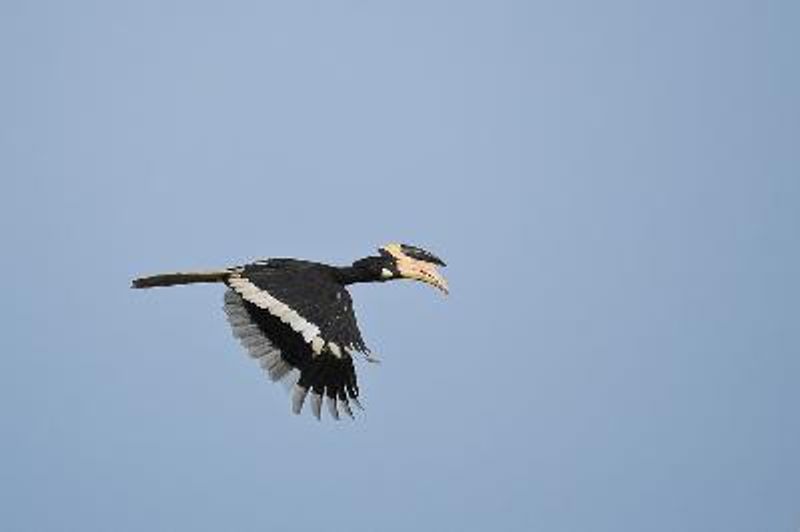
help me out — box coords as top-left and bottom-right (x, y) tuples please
(380, 243), (449, 295)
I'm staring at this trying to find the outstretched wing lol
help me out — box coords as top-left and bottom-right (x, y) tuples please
(223, 259), (368, 419)
(230, 259), (369, 355)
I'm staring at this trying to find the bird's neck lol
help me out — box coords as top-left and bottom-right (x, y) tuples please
(335, 256), (387, 286)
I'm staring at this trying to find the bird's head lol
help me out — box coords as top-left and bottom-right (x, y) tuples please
(378, 243), (449, 295)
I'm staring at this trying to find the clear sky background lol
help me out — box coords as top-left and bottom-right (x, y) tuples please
(1, 1), (798, 531)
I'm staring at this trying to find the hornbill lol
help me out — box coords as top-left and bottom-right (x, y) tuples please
(131, 243), (448, 420)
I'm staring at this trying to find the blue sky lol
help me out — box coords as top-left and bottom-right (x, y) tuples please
(1, 1), (798, 531)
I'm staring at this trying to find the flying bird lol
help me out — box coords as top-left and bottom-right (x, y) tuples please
(131, 243), (448, 420)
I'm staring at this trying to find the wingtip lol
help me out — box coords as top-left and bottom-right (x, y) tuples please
(310, 393), (323, 420)
(340, 400), (354, 419)
(291, 385), (309, 415)
(327, 396), (340, 421)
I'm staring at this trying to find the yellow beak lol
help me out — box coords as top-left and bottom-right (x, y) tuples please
(396, 258), (449, 295)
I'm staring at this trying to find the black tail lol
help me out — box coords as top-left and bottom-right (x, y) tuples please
(131, 269), (231, 289)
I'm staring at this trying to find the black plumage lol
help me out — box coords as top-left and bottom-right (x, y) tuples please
(132, 243), (448, 420)
(239, 259), (370, 353)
